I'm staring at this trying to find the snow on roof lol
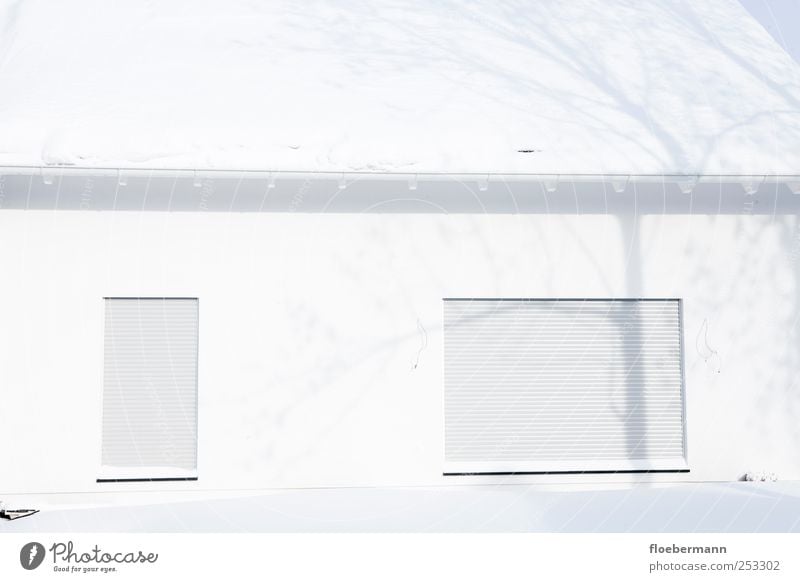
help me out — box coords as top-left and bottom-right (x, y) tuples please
(0, 0), (799, 176)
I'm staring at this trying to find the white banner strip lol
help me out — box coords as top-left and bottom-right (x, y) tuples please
(0, 533), (797, 581)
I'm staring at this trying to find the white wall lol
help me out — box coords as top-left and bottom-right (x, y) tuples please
(2, 186), (800, 494)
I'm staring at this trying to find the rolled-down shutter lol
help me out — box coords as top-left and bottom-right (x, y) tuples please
(100, 298), (198, 480)
(444, 299), (686, 474)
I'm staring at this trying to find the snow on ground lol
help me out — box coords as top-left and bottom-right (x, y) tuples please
(0, 1), (799, 175)
(2, 483), (800, 532)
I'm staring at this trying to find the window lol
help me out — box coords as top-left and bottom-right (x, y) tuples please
(443, 299), (687, 474)
(99, 298), (199, 481)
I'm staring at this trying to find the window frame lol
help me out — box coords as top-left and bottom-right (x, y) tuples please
(442, 297), (689, 476)
(97, 296), (200, 483)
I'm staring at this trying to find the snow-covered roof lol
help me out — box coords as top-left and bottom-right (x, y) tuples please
(0, 0), (799, 176)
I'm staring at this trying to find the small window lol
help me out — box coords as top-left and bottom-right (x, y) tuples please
(443, 299), (687, 474)
(99, 298), (198, 481)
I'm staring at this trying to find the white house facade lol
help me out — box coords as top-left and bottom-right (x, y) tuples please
(1, 174), (800, 495)
(1, 0), (800, 499)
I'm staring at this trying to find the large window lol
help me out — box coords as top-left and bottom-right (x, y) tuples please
(99, 298), (199, 481)
(443, 299), (687, 474)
